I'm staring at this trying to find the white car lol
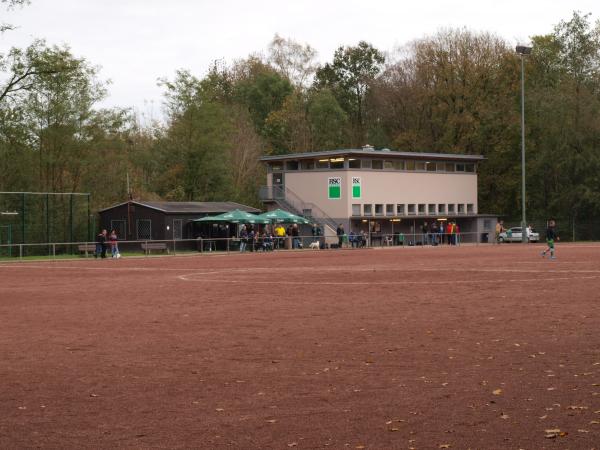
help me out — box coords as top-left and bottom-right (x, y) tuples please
(498, 227), (539, 243)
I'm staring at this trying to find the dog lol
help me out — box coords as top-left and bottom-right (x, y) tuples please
(308, 241), (320, 250)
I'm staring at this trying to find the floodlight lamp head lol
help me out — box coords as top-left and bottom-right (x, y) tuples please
(516, 45), (532, 55)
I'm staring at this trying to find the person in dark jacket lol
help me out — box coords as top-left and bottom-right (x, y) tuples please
(336, 224), (345, 248)
(541, 219), (559, 259)
(95, 229), (107, 259)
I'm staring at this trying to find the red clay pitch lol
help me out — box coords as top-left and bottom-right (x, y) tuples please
(1, 244), (599, 449)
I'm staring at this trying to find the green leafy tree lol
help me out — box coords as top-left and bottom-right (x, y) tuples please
(314, 41), (385, 146)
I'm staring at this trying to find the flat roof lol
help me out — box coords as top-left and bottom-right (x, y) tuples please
(260, 149), (484, 163)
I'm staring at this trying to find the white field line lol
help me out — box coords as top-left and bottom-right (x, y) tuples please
(177, 273), (600, 285)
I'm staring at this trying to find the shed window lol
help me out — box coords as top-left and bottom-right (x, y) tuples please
(137, 219), (151, 240)
(393, 160), (405, 170)
(415, 162), (426, 171)
(426, 162), (437, 171)
(465, 163), (475, 173)
(173, 219), (183, 240)
(384, 160), (394, 170)
(445, 163), (455, 172)
(406, 160), (415, 170)
(286, 161), (299, 170)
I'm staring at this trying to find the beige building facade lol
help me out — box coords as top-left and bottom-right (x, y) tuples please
(259, 148), (496, 243)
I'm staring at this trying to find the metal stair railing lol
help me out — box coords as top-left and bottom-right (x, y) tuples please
(259, 185), (338, 234)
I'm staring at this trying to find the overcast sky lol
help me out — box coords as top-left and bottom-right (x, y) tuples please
(2, 0), (598, 117)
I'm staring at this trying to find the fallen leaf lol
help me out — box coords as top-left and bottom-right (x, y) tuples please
(539, 415), (547, 419)
(215, 408), (224, 412)
(89, 394), (99, 397)
(500, 413), (509, 420)
(287, 443), (298, 448)
(578, 429), (589, 433)
(590, 420), (600, 424)
(547, 387), (556, 391)
(266, 419), (277, 423)
(439, 445), (451, 449)
(355, 446), (365, 449)
(492, 389), (502, 395)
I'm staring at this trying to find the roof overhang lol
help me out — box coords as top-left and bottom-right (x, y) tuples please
(260, 149), (485, 163)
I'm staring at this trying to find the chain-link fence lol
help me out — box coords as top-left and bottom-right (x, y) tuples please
(0, 192), (91, 249)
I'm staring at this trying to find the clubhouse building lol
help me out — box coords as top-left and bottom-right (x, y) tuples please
(259, 146), (497, 243)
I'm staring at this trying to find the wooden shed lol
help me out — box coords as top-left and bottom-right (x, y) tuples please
(98, 200), (260, 241)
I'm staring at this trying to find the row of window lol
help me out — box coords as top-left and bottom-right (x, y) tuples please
(351, 203), (475, 217)
(270, 158), (476, 173)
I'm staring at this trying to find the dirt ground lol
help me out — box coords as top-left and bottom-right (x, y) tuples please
(1, 244), (599, 449)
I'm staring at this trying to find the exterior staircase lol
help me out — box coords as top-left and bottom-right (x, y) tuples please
(259, 185), (338, 237)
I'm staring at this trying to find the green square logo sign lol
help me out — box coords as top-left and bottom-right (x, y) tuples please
(352, 177), (361, 198)
(328, 177), (341, 199)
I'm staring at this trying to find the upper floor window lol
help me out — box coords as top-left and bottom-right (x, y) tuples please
(316, 159), (329, 169)
(286, 161), (299, 170)
(349, 159), (361, 169)
(329, 158), (345, 169)
(300, 160), (315, 170)
(372, 160), (383, 170)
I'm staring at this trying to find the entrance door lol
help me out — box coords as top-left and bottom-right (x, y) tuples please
(272, 173), (284, 198)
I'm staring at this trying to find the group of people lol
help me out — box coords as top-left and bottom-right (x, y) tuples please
(95, 229), (120, 258)
(420, 221), (461, 245)
(239, 222), (317, 252)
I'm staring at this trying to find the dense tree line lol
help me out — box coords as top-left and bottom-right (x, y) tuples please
(1, 4), (600, 228)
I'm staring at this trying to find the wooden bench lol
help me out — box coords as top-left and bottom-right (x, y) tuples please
(141, 242), (169, 255)
(78, 244), (97, 256)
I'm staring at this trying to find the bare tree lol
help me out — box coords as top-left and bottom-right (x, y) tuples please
(268, 33), (318, 87)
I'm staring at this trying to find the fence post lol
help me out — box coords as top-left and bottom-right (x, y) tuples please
(52, 243), (56, 260)
(227, 238), (230, 254)
(173, 239), (176, 255)
(200, 238), (203, 254)
(145, 240), (148, 257)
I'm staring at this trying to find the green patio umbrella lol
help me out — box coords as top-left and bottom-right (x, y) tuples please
(257, 209), (310, 224)
(193, 209), (269, 224)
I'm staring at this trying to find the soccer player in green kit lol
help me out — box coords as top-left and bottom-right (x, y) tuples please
(541, 219), (559, 259)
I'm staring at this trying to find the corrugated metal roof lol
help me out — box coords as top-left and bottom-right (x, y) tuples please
(259, 149), (484, 162)
(98, 201), (260, 214)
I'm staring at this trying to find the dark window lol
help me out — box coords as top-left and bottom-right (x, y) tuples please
(408, 204), (416, 214)
(384, 160), (394, 170)
(300, 160), (315, 170)
(445, 163), (455, 172)
(386, 204), (394, 215)
(372, 160), (383, 170)
(456, 163), (465, 172)
(426, 162), (437, 171)
(406, 160), (415, 170)
(465, 163), (475, 173)
(375, 204), (384, 215)
(110, 220), (126, 239)
(418, 204), (426, 214)
(364, 204), (373, 216)
(397, 204), (405, 215)
(316, 159), (329, 169)
(348, 159), (361, 169)
(329, 158), (344, 169)
(137, 219), (151, 240)
(286, 161), (299, 171)
(173, 219), (183, 240)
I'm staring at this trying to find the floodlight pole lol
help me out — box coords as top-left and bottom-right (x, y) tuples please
(516, 46), (532, 243)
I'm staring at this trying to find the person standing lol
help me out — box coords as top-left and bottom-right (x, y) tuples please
(336, 224), (345, 248)
(495, 220), (504, 244)
(239, 225), (248, 252)
(291, 223), (300, 249)
(541, 219), (559, 259)
(95, 229), (107, 259)
(109, 229), (119, 258)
